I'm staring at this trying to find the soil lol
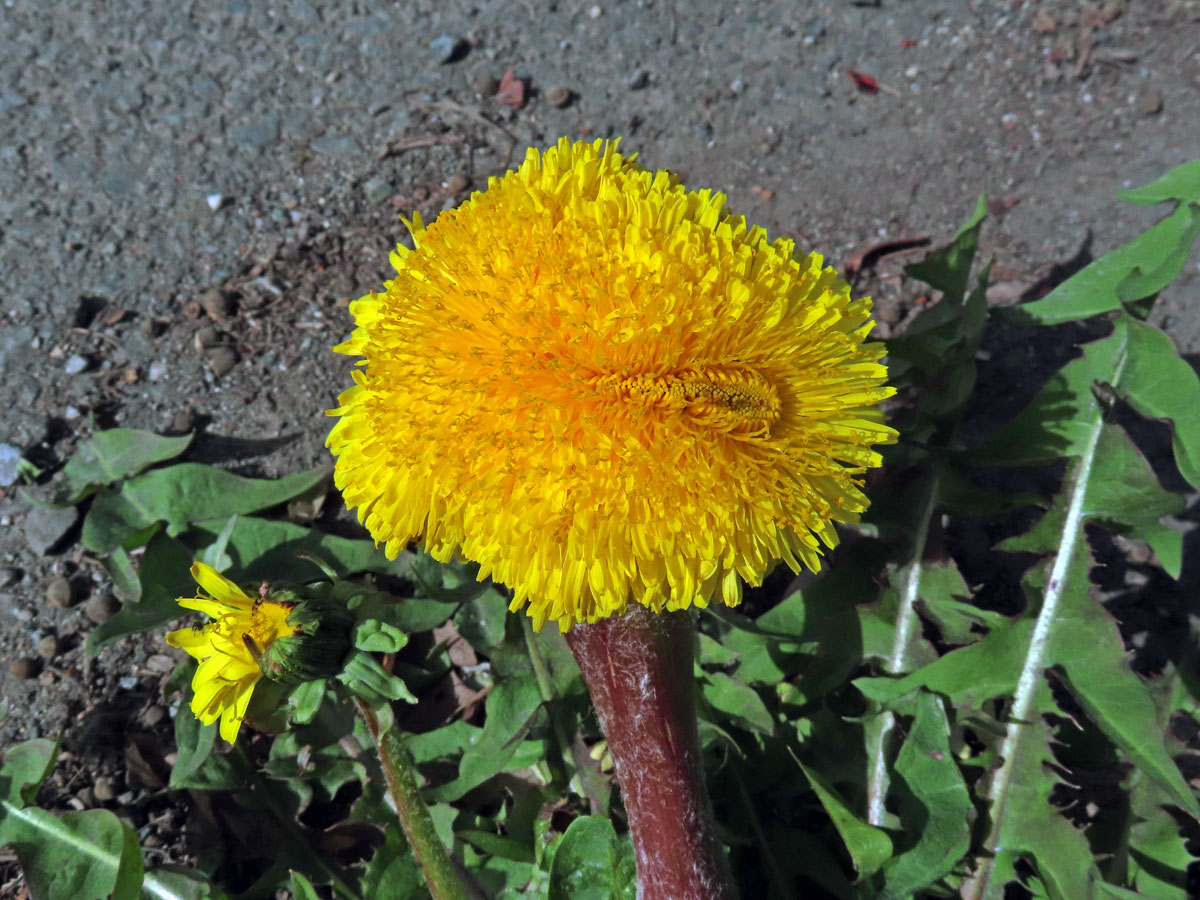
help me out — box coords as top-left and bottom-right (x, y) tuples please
(1, 0), (1199, 895)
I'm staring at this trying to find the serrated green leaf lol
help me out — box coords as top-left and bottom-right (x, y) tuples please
(998, 424), (1185, 577)
(1123, 775), (1194, 899)
(1051, 577), (1198, 814)
(56, 428), (192, 505)
(877, 693), (973, 900)
(1118, 318), (1200, 490)
(856, 617), (1032, 710)
(1001, 203), (1200, 325)
(1117, 158), (1200, 205)
(404, 721), (481, 765)
(964, 687), (1099, 900)
(102, 547), (141, 603)
(905, 194), (988, 299)
(547, 816), (636, 900)
(359, 824), (424, 900)
(971, 322), (1126, 464)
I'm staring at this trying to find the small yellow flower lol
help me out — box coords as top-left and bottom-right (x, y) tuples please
(165, 562), (296, 743)
(328, 138), (896, 632)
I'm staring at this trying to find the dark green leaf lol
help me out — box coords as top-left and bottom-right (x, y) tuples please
(428, 674), (543, 802)
(360, 824), (424, 900)
(877, 693), (973, 900)
(190, 516), (415, 582)
(798, 762), (892, 880)
(547, 815), (636, 900)
(457, 828), (536, 863)
(904, 194), (988, 300)
(699, 671), (775, 735)
(170, 694), (217, 790)
(87, 533), (195, 653)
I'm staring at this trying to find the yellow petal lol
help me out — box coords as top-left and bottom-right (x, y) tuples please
(190, 562), (254, 610)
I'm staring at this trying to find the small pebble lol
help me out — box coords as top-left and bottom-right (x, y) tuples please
(206, 193), (223, 211)
(63, 354), (89, 375)
(199, 290), (232, 323)
(1138, 91), (1163, 116)
(0, 443), (22, 486)
(445, 173), (470, 193)
(206, 346), (238, 378)
(148, 360), (169, 382)
(9, 657), (39, 680)
(93, 776), (117, 802)
(193, 325), (220, 352)
(546, 86), (573, 108)
(85, 592), (120, 624)
(169, 408), (193, 433)
(75, 787), (95, 808)
(46, 576), (74, 608)
(139, 317), (167, 338)
(37, 634), (59, 659)
(472, 73), (500, 96)
(142, 704), (167, 728)
(428, 33), (468, 64)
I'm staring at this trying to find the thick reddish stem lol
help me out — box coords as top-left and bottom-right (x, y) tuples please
(565, 605), (738, 900)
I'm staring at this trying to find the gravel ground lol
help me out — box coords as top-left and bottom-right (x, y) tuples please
(1, 0), (1198, 882)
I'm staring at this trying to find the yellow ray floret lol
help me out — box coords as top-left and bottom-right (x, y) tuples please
(327, 138), (897, 631)
(165, 562), (296, 742)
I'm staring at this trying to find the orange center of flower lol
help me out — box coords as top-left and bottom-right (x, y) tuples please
(249, 600), (297, 650)
(596, 365), (781, 433)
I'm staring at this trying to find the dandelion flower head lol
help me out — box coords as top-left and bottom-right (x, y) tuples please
(328, 138), (896, 631)
(166, 563), (296, 742)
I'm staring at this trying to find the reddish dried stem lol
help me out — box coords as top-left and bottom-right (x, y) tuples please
(565, 605), (738, 900)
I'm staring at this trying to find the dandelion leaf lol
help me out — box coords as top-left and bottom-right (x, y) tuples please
(875, 692), (973, 900)
(1117, 158), (1200, 205)
(1002, 202), (1200, 325)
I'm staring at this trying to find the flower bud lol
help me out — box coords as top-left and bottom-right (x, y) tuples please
(255, 584), (355, 684)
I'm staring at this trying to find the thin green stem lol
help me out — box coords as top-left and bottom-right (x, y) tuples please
(354, 698), (468, 900)
(521, 616), (572, 788)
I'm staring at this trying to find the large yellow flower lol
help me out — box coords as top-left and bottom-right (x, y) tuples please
(328, 138), (896, 631)
(165, 563), (296, 742)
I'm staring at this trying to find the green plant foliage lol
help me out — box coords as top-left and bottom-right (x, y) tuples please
(9, 156), (1199, 900)
(546, 816), (636, 900)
